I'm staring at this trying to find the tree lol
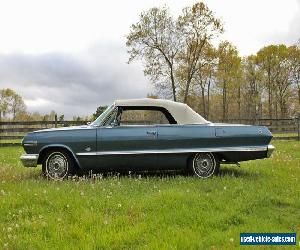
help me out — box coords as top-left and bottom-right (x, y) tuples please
(126, 2), (300, 119)
(275, 46), (292, 117)
(216, 41), (241, 121)
(256, 45), (296, 118)
(0, 88), (26, 121)
(14, 111), (31, 121)
(59, 114), (65, 122)
(0, 89), (11, 121)
(176, 2), (223, 103)
(242, 55), (263, 120)
(126, 6), (179, 101)
(256, 45), (282, 118)
(11, 92), (26, 119)
(288, 45), (300, 105)
(190, 43), (217, 119)
(126, 2), (223, 102)
(49, 110), (56, 121)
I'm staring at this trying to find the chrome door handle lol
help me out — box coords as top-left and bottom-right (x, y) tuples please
(146, 131), (157, 135)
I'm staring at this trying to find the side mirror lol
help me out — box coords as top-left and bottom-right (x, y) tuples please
(87, 121), (91, 125)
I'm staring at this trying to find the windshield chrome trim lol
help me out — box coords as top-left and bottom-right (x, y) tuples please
(90, 104), (115, 127)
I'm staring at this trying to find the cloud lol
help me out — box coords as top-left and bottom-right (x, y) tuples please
(264, 0), (300, 47)
(0, 42), (151, 118)
(283, 0), (300, 44)
(1, 0), (299, 119)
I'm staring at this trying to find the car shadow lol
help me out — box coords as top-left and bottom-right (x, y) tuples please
(218, 166), (261, 179)
(17, 166), (260, 181)
(76, 170), (187, 180)
(70, 166), (260, 180)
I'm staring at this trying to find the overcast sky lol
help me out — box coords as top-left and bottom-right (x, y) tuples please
(0, 0), (299, 117)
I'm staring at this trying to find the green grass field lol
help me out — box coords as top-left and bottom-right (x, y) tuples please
(272, 132), (298, 138)
(0, 139), (22, 144)
(0, 141), (300, 249)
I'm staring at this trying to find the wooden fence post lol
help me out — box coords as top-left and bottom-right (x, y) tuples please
(55, 114), (58, 128)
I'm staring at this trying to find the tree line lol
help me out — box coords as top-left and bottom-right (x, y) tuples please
(0, 88), (94, 122)
(0, 88), (62, 122)
(126, 2), (300, 120)
(0, 88), (26, 121)
(2, 2), (299, 122)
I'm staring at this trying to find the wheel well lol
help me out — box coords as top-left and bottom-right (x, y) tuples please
(38, 146), (80, 169)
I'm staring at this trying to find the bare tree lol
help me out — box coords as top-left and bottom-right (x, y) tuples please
(176, 2), (223, 103)
(289, 45), (300, 105)
(11, 92), (26, 120)
(0, 88), (26, 121)
(216, 41), (241, 121)
(126, 2), (223, 102)
(126, 7), (180, 101)
(191, 44), (217, 119)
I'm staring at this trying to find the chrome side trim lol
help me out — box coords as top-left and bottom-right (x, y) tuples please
(76, 152), (98, 156)
(76, 146), (269, 156)
(33, 125), (93, 133)
(23, 140), (38, 147)
(20, 154), (39, 167)
(267, 145), (275, 158)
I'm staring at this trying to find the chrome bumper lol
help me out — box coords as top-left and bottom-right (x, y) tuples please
(20, 154), (39, 167)
(267, 145), (275, 158)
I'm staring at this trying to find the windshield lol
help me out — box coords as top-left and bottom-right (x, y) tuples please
(90, 104), (115, 126)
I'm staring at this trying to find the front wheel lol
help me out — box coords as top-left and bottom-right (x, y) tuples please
(189, 153), (220, 178)
(42, 150), (74, 180)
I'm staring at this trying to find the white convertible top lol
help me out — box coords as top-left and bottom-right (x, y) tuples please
(114, 98), (209, 124)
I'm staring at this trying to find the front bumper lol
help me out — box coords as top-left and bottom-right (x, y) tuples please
(20, 154), (39, 167)
(267, 145), (275, 158)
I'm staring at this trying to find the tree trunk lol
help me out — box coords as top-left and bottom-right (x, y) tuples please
(207, 79), (211, 120)
(170, 67), (177, 102)
(222, 80), (227, 121)
(13, 107), (16, 120)
(275, 92), (278, 119)
(183, 77), (192, 103)
(268, 87), (272, 119)
(238, 86), (241, 120)
(201, 85), (206, 118)
(267, 69), (273, 119)
(279, 93), (287, 118)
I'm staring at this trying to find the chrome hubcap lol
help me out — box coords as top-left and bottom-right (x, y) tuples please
(193, 153), (215, 178)
(46, 153), (68, 179)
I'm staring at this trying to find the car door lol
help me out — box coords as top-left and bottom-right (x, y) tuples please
(96, 125), (158, 170)
(96, 107), (160, 171)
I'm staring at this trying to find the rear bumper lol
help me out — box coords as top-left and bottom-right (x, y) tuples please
(20, 154), (38, 167)
(267, 145), (275, 158)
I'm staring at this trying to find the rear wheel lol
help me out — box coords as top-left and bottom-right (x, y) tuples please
(189, 153), (219, 178)
(42, 150), (75, 180)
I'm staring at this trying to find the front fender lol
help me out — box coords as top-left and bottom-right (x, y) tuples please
(38, 144), (82, 169)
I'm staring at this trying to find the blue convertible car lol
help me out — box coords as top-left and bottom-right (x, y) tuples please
(20, 98), (274, 179)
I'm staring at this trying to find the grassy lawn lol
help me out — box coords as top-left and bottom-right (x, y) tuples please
(272, 132), (298, 138)
(0, 139), (22, 144)
(0, 141), (300, 249)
